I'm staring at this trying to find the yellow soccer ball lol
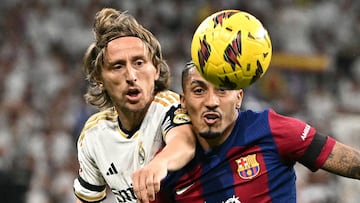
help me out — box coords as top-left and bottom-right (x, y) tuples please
(191, 10), (272, 89)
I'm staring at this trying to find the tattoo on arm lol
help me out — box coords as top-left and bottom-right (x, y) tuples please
(348, 154), (360, 178)
(322, 142), (360, 179)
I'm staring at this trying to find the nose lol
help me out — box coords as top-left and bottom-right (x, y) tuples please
(205, 89), (219, 109)
(125, 65), (137, 83)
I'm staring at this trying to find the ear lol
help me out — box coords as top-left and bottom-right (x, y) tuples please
(236, 89), (244, 109)
(180, 92), (187, 112)
(98, 82), (104, 90)
(94, 77), (104, 90)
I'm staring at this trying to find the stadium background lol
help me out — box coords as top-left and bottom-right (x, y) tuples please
(0, 0), (360, 202)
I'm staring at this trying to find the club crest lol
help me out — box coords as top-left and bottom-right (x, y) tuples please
(138, 141), (145, 165)
(236, 154), (260, 179)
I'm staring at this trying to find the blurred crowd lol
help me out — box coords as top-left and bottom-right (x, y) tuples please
(1, 0), (360, 202)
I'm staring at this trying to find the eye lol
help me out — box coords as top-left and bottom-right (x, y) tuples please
(134, 59), (145, 68)
(113, 64), (123, 69)
(216, 87), (228, 95)
(218, 87), (226, 92)
(193, 87), (205, 95)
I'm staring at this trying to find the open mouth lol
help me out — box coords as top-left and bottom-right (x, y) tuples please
(203, 112), (220, 125)
(127, 88), (140, 97)
(126, 88), (141, 102)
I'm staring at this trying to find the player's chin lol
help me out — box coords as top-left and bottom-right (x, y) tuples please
(125, 102), (147, 112)
(199, 130), (222, 139)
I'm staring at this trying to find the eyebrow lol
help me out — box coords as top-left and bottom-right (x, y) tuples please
(108, 54), (147, 66)
(190, 79), (207, 86)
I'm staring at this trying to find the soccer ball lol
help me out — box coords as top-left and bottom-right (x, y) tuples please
(191, 10), (272, 89)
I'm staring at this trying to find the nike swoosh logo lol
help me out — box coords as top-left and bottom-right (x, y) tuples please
(175, 183), (194, 195)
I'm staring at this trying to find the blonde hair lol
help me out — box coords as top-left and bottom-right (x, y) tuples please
(83, 8), (170, 110)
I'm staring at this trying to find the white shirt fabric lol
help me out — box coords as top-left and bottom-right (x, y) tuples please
(73, 90), (190, 203)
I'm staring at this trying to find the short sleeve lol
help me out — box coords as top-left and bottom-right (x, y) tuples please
(161, 104), (191, 137)
(73, 131), (107, 202)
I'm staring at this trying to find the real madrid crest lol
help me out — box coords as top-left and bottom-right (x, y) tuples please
(138, 141), (146, 165)
(235, 154), (260, 179)
(173, 108), (191, 124)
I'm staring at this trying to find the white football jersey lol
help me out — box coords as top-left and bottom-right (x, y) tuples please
(73, 90), (190, 203)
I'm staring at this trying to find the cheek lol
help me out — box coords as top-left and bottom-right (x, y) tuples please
(103, 76), (123, 89)
(100, 78), (111, 90)
(186, 105), (201, 122)
(222, 104), (237, 121)
(140, 68), (158, 83)
(140, 75), (156, 90)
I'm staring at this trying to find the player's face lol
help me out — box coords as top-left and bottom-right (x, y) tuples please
(100, 37), (159, 113)
(181, 67), (243, 146)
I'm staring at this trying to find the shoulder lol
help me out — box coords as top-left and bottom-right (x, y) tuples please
(241, 108), (310, 135)
(240, 108), (295, 123)
(154, 90), (180, 107)
(238, 108), (270, 122)
(77, 107), (117, 146)
(83, 107), (118, 130)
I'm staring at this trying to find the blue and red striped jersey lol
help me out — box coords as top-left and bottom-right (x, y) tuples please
(155, 108), (335, 203)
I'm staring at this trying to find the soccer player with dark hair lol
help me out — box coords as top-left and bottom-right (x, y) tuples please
(135, 61), (360, 203)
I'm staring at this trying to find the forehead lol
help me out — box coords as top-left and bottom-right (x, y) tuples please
(187, 67), (204, 80)
(106, 36), (147, 59)
(185, 67), (211, 85)
(185, 67), (242, 92)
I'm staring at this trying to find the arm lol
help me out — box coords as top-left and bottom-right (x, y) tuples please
(321, 141), (360, 179)
(132, 124), (196, 203)
(156, 124), (196, 170)
(73, 130), (107, 203)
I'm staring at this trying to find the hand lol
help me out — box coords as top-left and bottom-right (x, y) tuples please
(132, 157), (168, 203)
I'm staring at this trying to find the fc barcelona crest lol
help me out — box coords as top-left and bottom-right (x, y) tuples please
(236, 154), (260, 179)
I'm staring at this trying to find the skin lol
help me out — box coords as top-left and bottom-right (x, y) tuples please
(134, 66), (240, 203)
(181, 66), (360, 179)
(322, 141), (360, 179)
(134, 65), (360, 203)
(76, 37), (195, 203)
(132, 125), (195, 202)
(101, 36), (160, 131)
(180, 67), (243, 150)
(77, 36), (158, 203)
(182, 66), (360, 180)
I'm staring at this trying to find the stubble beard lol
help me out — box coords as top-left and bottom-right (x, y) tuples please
(199, 127), (222, 139)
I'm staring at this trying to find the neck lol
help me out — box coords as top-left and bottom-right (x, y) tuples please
(116, 107), (148, 132)
(197, 121), (236, 151)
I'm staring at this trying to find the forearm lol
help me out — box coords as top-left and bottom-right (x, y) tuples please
(322, 141), (360, 179)
(132, 124), (195, 202)
(158, 124), (195, 171)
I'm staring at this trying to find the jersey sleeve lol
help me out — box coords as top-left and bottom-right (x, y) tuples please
(298, 133), (336, 171)
(268, 109), (335, 171)
(161, 104), (191, 137)
(73, 130), (107, 202)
